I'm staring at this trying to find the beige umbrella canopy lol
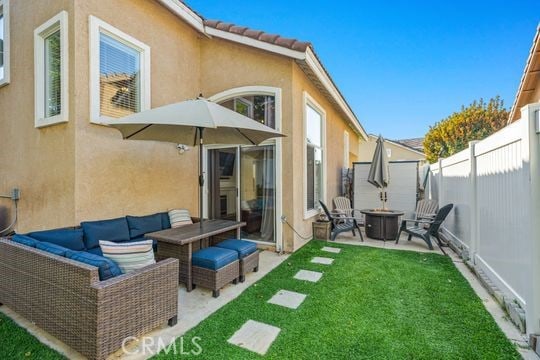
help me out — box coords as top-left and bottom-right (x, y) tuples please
(104, 99), (284, 145)
(103, 98), (285, 226)
(367, 135), (390, 210)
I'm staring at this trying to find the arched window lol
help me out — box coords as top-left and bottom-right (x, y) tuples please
(219, 95), (276, 129)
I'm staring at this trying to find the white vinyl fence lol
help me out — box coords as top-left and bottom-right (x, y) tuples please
(428, 103), (540, 337)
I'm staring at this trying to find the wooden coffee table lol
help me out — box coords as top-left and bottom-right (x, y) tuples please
(360, 209), (404, 240)
(146, 219), (246, 291)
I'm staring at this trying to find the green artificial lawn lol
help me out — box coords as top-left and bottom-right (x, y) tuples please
(0, 312), (63, 359)
(155, 240), (519, 359)
(0, 241), (519, 359)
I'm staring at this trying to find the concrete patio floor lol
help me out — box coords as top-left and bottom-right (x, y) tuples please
(334, 230), (445, 254)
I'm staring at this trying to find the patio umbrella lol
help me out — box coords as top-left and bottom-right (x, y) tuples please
(367, 135), (390, 210)
(103, 98), (284, 227)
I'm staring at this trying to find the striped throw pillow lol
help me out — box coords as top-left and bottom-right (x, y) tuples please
(99, 240), (155, 273)
(169, 209), (193, 228)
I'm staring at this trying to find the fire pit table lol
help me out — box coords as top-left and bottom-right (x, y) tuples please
(360, 209), (404, 240)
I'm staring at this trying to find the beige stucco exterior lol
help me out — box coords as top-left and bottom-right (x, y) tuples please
(358, 135), (425, 163)
(0, 0), (366, 252)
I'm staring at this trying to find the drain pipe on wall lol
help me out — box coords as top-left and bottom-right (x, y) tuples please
(0, 188), (20, 236)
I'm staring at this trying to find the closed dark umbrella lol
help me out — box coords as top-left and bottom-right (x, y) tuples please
(367, 135), (390, 209)
(103, 98), (285, 227)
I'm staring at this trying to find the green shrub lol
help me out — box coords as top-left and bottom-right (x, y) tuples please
(424, 97), (508, 163)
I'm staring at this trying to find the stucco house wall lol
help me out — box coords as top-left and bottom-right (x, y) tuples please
(0, 0), (76, 231)
(290, 63), (363, 250)
(0, 0), (366, 253)
(72, 0), (202, 223)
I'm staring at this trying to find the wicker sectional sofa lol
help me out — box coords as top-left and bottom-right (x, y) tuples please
(0, 212), (181, 360)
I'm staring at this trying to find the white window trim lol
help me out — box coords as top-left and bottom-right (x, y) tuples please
(0, 0), (10, 87)
(207, 86), (284, 252)
(303, 91), (327, 219)
(34, 11), (69, 128)
(344, 130), (350, 167)
(89, 15), (150, 124)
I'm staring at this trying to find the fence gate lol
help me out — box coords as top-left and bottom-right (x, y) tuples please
(353, 161), (419, 215)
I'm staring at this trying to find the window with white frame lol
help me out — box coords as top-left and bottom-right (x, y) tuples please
(305, 94), (325, 215)
(34, 11), (68, 127)
(89, 16), (150, 123)
(0, 0), (10, 86)
(343, 130), (349, 167)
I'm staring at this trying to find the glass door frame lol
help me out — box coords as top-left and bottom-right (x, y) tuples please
(203, 144), (241, 227)
(203, 141), (282, 251)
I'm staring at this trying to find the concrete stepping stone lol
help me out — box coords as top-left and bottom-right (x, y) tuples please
(294, 269), (323, 282)
(311, 256), (334, 265)
(321, 246), (341, 254)
(228, 320), (281, 355)
(268, 290), (307, 309)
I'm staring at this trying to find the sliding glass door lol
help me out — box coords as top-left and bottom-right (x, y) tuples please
(239, 145), (275, 242)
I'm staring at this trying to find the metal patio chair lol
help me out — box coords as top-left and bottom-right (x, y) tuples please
(395, 203), (453, 251)
(319, 201), (363, 241)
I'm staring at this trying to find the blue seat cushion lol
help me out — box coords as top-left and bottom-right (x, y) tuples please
(28, 228), (85, 251)
(159, 212), (171, 229)
(35, 241), (70, 257)
(192, 247), (238, 270)
(215, 239), (257, 258)
(11, 234), (37, 248)
(126, 214), (163, 239)
(86, 246), (103, 256)
(66, 251), (123, 281)
(81, 217), (130, 250)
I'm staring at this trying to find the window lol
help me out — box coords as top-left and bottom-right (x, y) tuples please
(34, 11), (68, 127)
(344, 130), (349, 167)
(304, 93), (325, 217)
(90, 16), (150, 123)
(0, 0), (10, 86)
(219, 95), (276, 129)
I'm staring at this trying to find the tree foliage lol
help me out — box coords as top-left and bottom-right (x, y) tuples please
(423, 97), (509, 163)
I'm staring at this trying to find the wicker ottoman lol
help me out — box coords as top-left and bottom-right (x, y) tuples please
(191, 247), (240, 298)
(215, 239), (259, 282)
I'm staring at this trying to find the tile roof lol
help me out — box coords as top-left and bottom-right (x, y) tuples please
(394, 138), (425, 153)
(204, 20), (312, 52)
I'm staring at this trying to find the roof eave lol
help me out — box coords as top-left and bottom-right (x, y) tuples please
(155, 0), (368, 140)
(508, 24), (540, 124)
(304, 48), (368, 140)
(156, 0), (206, 34)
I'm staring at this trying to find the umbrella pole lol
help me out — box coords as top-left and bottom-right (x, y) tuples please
(198, 127), (204, 228)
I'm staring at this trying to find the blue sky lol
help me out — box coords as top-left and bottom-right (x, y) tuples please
(187, 1), (540, 139)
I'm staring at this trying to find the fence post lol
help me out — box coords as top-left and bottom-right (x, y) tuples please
(468, 141), (479, 264)
(437, 158), (443, 204)
(525, 104), (540, 340)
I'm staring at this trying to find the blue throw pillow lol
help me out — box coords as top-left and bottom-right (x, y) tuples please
(66, 251), (123, 281)
(160, 212), (171, 229)
(28, 228), (85, 251)
(126, 214), (163, 239)
(35, 241), (70, 257)
(11, 234), (37, 247)
(81, 217), (130, 250)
